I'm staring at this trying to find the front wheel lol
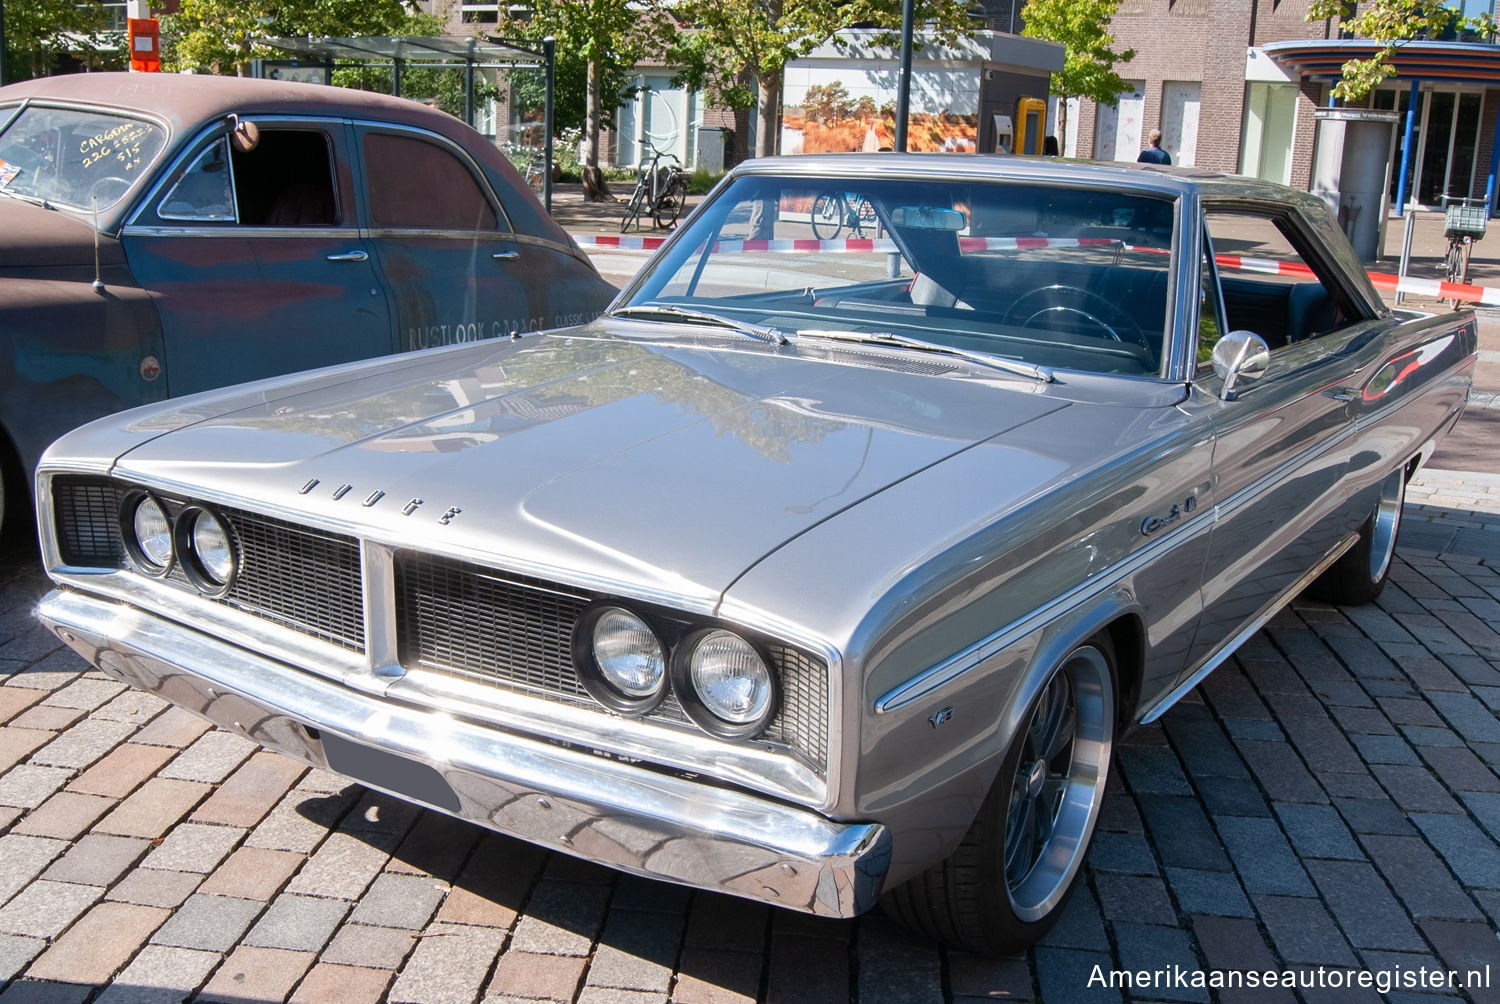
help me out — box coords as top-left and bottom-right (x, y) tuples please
(620, 185), (646, 233)
(1309, 468), (1405, 605)
(882, 635), (1116, 953)
(811, 192), (844, 241)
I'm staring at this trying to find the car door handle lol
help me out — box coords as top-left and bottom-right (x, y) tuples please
(492, 250), (520, 261)
(326, 251), (369, 262)
(1322, 386), (1358, 402)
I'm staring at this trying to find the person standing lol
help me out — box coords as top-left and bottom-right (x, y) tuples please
(1137, 129), (1171, 165)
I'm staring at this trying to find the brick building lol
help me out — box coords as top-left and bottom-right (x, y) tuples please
(1056, 0), (1500, 212)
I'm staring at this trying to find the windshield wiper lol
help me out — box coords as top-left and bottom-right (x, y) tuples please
(609, 304), (789, 345)
(794, 328), (1054, 383)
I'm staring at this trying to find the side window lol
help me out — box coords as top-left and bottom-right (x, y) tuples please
(1203, 209), (1355, 355)
(231, 129), (339, 226)
(362, 132), (498, 231)
(158, 139), (234, 222)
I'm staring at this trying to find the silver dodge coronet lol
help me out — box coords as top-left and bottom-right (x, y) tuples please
(34, 155), (1475, 953)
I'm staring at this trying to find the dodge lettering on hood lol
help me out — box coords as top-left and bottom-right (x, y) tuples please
(35, 155), (1475, 953)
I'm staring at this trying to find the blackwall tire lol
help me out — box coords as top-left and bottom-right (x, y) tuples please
(882, 634), (1117, 953)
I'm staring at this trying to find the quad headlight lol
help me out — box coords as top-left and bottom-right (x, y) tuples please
(673, 628), (778, 738)
(121, 493), (174, 575)
(573, 605), (668, 715)
(175, 506), (236, 594)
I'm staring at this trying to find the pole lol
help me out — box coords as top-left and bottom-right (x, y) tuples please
(464, 59), (475, 128)
(543, 35), (555, 214)
(1395, 78), (1419, 217)
(894, 0), (915, 151)
(1, 0), (7, 87)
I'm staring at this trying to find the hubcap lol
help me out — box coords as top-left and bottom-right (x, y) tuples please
(1003, 645), (1114, 923)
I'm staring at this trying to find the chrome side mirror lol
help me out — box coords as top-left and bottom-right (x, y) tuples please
(1212, 330), (1270, 401)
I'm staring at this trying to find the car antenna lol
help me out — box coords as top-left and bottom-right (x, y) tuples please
(91, 197), (105, 295)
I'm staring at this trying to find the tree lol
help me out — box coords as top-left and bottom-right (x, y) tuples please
(1020, 0), (1135, 154)
(162, 0), (424, 77)
(1306, 0), (1494, 101)
(669, 0), (980, 160)
(500, 1), (669, 202)
(2, 0), (116, 81)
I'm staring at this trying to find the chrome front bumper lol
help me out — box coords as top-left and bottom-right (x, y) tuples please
(37, 589), (890, 917)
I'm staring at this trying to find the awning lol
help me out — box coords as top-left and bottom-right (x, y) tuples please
(1262, 38), (1500, 84)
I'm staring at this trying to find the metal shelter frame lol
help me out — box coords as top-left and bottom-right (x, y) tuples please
(255, 34), (557, 211)
(1265, 39), (1500, 219)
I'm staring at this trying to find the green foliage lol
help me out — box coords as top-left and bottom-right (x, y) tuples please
(687, 166), (723, 194)
(1306, 0), (1494, 101)
(499, 0), (667, 135)
(668, 0), (980, 117)
(1020, 0), (1135, 109)
(3, 0), (118, 80)
(162, 0), (427, 75)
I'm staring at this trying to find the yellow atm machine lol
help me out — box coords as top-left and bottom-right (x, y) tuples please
(1015, 97), (1048, 156)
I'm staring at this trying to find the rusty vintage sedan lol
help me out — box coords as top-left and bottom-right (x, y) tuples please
(0, 72), (614, 534)
(35, 155), (1474, 952)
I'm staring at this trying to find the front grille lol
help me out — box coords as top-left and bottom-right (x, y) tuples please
(51, 475), (365, 652)
(396, 551), (830, 770)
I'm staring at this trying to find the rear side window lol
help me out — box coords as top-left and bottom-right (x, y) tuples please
(363, 132), (497, 231)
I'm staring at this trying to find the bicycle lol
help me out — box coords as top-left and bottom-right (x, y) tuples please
(810, 190), (878, 240)
(620, 144), (689, 232)
(503, 142), (545, 196)
(1441, 195), (1487, 298)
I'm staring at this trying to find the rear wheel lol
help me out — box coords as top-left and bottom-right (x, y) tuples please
(882, 635), (1116, 953)
(653, 177), (688, 229)
(1310, 468), (1405, 605)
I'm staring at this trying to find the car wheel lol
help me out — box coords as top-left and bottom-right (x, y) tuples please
(1310, 468), (1405, 605)
(882, 634), (1116, 953)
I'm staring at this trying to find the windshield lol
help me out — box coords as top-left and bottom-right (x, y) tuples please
(0, 105), (167, 211)
(624, 175), (1178, 377)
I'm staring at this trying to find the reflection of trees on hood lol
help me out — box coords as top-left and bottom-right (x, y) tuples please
(213, 334), (841, 464)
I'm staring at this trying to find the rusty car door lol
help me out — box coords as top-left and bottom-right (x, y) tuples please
(352, 124), (553, 353)
(120, 118), (392, 397)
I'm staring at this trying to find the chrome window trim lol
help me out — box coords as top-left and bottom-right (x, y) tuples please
(350, 118), (514, 235)
(125, 115), (350, 232)
(120, 226), (353, 240)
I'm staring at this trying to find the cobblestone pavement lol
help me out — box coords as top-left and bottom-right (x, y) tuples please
(2, 467), (1500, 1004)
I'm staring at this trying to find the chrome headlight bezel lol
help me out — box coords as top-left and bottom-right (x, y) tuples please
(671, 627), (779, 739)
(173, 505), (237, 597)
(571, 603), (669, 716)
(118, 491), (174, 577)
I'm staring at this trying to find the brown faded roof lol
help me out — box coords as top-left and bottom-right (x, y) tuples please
(0, 72), (568, 244)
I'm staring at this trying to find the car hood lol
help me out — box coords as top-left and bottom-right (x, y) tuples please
(0, 197), (122, 269)
(110, 327), (1071, 605)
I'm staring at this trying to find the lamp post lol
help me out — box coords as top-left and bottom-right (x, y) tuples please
(893, 0), (915, 151)
(1, 0), (8, 87)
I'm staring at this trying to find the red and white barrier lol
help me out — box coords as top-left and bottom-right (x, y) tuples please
(572, 233), (1500, 306)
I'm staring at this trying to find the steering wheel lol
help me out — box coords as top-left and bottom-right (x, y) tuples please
(86, 175), (132, 206)
(1003, 285), (1146, 346)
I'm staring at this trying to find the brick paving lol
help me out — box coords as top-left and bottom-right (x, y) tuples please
(0, 468), (1495, 1002)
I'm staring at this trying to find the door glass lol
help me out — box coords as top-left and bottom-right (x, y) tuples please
(1419, 91), (1455, 205)
(158, 140), (235, 221)
(1449, 93), (1482, 200)
(363, 132), (497, 230)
